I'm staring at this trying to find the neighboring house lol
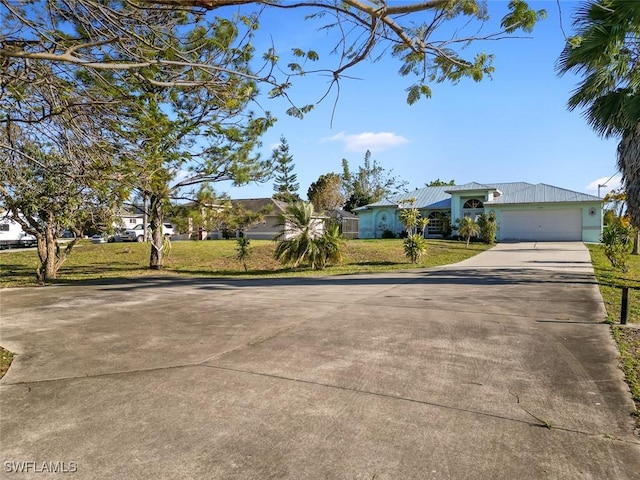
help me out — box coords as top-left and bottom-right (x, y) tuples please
(117, 213), (144, 229)
(204, 198), (325, 241)
(115, 207), (144, 229)
(355, 182), (602, 242)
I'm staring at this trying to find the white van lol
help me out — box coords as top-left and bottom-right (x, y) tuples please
(0, 217), (37, 249)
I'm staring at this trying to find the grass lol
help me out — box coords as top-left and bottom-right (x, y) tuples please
(587, 243), (640, 424)
(0, 238), (491, 287)
(0, 347), (14, 380)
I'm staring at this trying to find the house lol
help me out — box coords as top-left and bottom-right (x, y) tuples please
(114, 207), (144, 229)
(355, 182), (602, 242)
(203, 198), (325, 241)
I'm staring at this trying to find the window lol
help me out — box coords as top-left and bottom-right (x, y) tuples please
(427, 212), (443, 235)
(462, 199), (484, 220)
(0, 224), (9, 232)
(463, 199), (483, 209)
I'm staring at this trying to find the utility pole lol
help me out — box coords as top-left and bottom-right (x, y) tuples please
(598, 183), (607, 198)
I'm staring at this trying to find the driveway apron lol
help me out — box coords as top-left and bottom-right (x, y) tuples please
(1, 242), (638, 479)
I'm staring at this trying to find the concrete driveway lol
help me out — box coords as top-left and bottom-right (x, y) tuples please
(1, 242), (638, 479)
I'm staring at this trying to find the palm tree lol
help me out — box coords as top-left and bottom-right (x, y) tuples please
(274, 202), (344, 270)
(274, 201), (319, 268)
(458, 216), (480, 248)
(557, 0), (640, 225)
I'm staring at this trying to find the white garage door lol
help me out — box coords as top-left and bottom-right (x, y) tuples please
(501, 209), (582, 241)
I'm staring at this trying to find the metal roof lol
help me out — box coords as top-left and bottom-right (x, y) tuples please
(485, 183), (601, 204)
(390, 186), (452, 209)
(357, 182), (600, 210)
(353, 197), (398, 210)
(445, 182), (497, 192)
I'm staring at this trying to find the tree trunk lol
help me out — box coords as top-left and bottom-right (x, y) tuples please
(36, 224), (59, 282)
(148, 194), (164, 270)
(634, 231), (640, 255)
(618, 125), (640, 227)
(143, 193), (149, 242)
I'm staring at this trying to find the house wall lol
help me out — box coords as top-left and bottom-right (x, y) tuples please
(243, 216), (282, 240)
(450, 191), (490, 222)
(117, 215), (143, 228)
(357, 209), (402, 238)
(489, 202), (602, 242)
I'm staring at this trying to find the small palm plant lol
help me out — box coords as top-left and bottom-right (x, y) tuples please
(274, 202), (344, 270)
(403, 234), (427, 263)
(458, 216), (480, 248)
(399, 201), (428, 263)
(312, 222), (344, 270)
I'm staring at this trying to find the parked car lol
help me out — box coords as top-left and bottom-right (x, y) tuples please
(107, 229), (124, 243)
(122, 223), (175, 242)
(90, 234), (108, 244)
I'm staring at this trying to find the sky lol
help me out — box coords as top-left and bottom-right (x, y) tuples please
(215, 0), (622, 201)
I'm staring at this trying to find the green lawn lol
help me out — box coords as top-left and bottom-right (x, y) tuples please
(587, 243), (640, 421)
(0, 238), (492, 288)
(0, 347), (13, 380)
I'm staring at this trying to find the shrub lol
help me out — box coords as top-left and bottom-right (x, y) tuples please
(477, 212), (497, 244)
(403, 233), (428, 263)
(602, 220), (633, 271)
(381, 229), (396, 239)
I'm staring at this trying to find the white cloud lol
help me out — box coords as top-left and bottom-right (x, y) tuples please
(586, 175), (622, 196)
(324, 131), (409, 152)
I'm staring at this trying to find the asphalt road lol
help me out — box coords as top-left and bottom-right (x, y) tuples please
(1, 242), (638, 479)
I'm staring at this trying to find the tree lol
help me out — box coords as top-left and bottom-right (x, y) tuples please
(105, 15), (275, 270)
(0, 70), (127, 282)
(274, 201), (343, 270)
(557, 0), (640, 225)
(426, 179), (456, 187)
(272, 136), (301, 204)
(308, 173), (345, 212)
(342, 151), (408, 211)
(1, 0), (546, 275)
(1, 1), (546, 108)
(236, 237), (252, 272)
(457, 216), (480, 248)
(603, 189), (627, 220)
(398, 199), (428, 263)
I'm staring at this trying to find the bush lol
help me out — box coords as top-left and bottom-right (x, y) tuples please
(441, 214), (452, 239)
(602, 220), (633, 271)
(477, 212), (497, 244)
(403, 233), (428, 263)
(381, 229), (396, 239)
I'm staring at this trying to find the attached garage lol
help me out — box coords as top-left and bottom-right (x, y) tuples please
(499, 209), (583, 241)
